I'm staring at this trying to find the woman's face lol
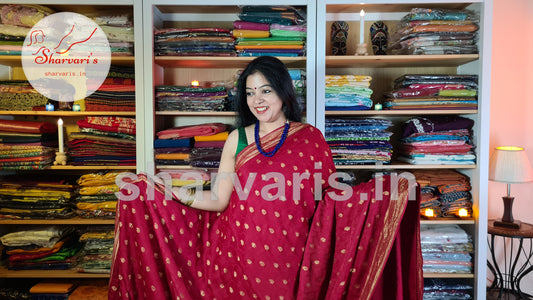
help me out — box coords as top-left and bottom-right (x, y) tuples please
(246, 72), (285, 124)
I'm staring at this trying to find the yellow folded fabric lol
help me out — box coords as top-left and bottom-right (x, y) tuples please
(78, 184), (119, 195)
(77, 201), (117, 212)
(155, 153), (190, 160)
(232, 29), (270, 38)
(194, 131), (229, 142)
(171, 179), (210, 187)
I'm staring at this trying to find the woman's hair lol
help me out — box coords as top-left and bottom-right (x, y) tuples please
(235, 56), (302, 127)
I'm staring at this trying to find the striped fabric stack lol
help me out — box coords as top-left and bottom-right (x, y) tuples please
(154, 123), (229, 168)
(154, 27), (236, 57)
(0, 119), (57, 170)
(68, 116), (136, 166)
(388, 7), (479, 55)
(233, 6), (306, 57)
(74, 171), (125, 219)
(398, 116), (475, 165)
(384, 74), (478, 110)
(325, 118), (393, 165)
(155, 85), (229, 112)
(84, 66), (136, 112)
(325, 75), (373, 111)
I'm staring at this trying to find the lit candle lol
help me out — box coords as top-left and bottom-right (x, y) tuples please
(424, 208), (434, 218)
(46, 103), (54, 111)
(57, 118), (64, 153)
(191, 80), (199, 87)
(359, 9), (365, 44)
(458, 208), (469, 218)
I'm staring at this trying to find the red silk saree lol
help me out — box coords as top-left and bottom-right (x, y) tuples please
(109, 122), (422, 299)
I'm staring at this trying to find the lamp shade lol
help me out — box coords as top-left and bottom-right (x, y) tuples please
(489, 146), (533, 183)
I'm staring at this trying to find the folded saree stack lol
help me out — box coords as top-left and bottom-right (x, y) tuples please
(74, 171), (125, 218)
(325, 118), (393, 165)
(0, 175), (76, 219)
(233, 6), (307, 57)
(92, 12), (134, 56)
(325, 75), (373, 110)
(85, 65), (136, 112)
(0, 4), (54, 55)
(398, 116), (475, 165)
(423, 278), (473, 299)
(76, 226), (114, 273)
(68, 116), (136, 166)
(420, 224), (473, 274)
(0, 119), (57, 170)
(0, 80), (49, 111)
(154, 27), (236, 56)
(155, 122), (228, 168)
(383, 74), (478, 110)
(388, 8), (479, 55)
(0, 226), (83, 270)
(155, 85), (229, 112)
(190, 129), (229, 168)
(412, 169), (473, 218)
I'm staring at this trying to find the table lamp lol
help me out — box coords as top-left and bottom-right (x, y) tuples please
(489, 146), (533, 229)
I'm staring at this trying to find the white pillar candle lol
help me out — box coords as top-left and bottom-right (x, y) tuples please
(360, 9), (365, 44)
(58, 118), (64, 153)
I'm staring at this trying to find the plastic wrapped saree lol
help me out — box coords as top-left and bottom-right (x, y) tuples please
(109, 122), (422, 299)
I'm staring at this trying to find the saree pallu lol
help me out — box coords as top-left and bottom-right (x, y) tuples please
(109, 123), (422, 300)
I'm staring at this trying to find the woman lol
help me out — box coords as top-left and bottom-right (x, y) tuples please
(109, 56), (422, 299)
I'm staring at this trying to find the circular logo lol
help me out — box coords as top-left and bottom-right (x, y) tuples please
(21, 12), (111, 102)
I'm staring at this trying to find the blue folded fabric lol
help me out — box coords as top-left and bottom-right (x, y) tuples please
(154, 138), (192, 148)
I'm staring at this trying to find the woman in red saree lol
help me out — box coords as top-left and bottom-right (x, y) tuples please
(109, 56), (422, 299)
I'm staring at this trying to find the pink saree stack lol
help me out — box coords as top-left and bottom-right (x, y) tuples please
(109, 123), (422, 300)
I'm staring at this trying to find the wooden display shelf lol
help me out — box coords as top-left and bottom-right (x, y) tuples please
(46, 165), (136, 170)
(0, 266), (109, 278)
(335, 163), (476, 170)
(154, 56), (307, 69)
(325, 54), (478, 68)
(421, 218), (475, 225)
(0, 111), (135, 116)
(423, 272), (474, 279)
(0, 55), (134, 67)
(326, 109), (478, 116)
(0, 218), (115, 225)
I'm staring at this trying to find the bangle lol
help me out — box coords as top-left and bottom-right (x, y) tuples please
(182, 188), (195, 207)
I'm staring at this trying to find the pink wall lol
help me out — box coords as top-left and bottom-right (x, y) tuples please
(489, 0), (533, 291)
(489, 0), (533, 224)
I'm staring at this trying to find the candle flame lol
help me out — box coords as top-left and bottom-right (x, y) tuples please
(458, 208), (468, 217)
(360, 9), (365, 17)
(191, 80), (200, 87)
(424, 208), (434, 217)
(58, 118), (63, 126)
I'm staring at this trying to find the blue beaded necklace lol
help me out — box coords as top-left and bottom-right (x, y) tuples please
(255, 120), (290, 157)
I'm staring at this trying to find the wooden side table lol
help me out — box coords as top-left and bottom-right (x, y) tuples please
(487, 219), (533, 299)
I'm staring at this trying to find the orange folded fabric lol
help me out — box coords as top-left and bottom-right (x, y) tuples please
(69, 285), (108, 300)
(155, 153), (191, 160)
(194, 131), (229, 142)
(30, 282), (76, 294)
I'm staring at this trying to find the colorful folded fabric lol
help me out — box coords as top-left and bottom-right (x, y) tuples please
(0, 119), (56, 134)
(156, 123), (228, 139)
